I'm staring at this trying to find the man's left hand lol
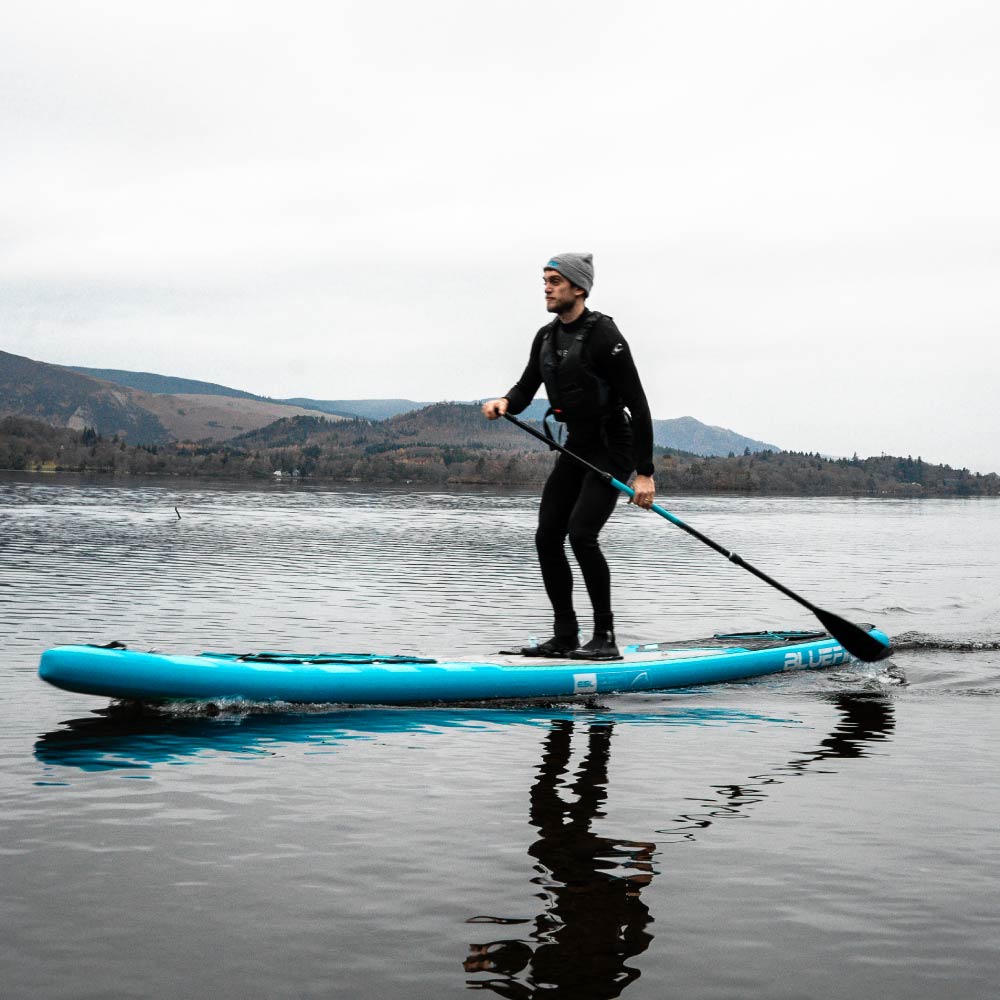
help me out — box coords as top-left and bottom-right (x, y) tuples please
(630, 474), (655, 510)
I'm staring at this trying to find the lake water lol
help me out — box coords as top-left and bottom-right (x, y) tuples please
(2, 475), (998, 999)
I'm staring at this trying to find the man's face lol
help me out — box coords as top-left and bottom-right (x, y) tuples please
(543, 269), (584, 314)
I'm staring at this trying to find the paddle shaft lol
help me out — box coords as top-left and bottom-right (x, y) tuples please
(503, 412), (826, 618)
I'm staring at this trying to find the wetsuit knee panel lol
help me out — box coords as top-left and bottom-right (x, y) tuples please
(567, 526), (602, 554)
(535, 524), (568, 556)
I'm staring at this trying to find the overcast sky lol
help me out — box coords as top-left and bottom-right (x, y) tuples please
(2, 1), (997, 471)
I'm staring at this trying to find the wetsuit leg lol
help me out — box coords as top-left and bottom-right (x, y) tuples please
(536, 454), (623, 634)
(566, 468), (620, 631)
(535, 457), (586, 636)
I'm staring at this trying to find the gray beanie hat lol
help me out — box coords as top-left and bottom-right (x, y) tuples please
(545, 252), (594, 294)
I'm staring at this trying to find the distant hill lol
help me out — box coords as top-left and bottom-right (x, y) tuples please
(68, 367), (265, 400)
(10, 355), (780, 454)
(229, 402), (549, 453)
(0, 350), (171, 443)
(230, 402), (775, 469)
(653, 416), (780, 456)
(0, 351), (342, 443)
(495, 403), (778, 455)
(137, 393), (344, 441)
(69, 367), (431, 423)
(281, 398), (429, 420)
(493, 402), (778, 455)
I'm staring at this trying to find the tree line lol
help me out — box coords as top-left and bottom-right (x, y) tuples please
(1, 414), (996, 497)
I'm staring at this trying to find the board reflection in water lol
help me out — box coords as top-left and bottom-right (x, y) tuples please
(464, 694), (895, 999)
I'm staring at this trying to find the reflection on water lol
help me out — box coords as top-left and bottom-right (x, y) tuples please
(464, 695), (895, 999)
(809, 694), (895, 759)
(9, 479), (998, 1000)
(658, 694), (896, 844)
(32, 707), (544, 773)
(32, 696), (895, 1000)
(466, 721), (655, 999)
(33, 704), (795, 775)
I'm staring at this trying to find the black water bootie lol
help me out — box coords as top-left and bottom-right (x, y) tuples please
(519, 635), (580, 657)
(568, 631), (621, 661)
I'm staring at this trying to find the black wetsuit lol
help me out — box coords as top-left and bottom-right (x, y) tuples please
(504, 309), (654, 638)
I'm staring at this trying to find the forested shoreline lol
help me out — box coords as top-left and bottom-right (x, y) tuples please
(1, 413), (996, 497)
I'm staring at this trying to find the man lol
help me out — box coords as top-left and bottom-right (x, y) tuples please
(482, 252), (655, 660)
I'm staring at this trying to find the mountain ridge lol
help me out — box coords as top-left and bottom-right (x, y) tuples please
(1, 351), (171, 443)
(2, 352), (343, 443)
(61, 361), (781, 455)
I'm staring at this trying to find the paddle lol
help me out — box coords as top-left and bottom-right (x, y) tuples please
(502, 411), (892, 663)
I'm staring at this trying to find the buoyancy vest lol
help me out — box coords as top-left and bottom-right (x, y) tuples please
(539, 311), (623, 425)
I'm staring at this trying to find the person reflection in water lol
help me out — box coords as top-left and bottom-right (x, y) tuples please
(462, 695), (897, 998)
(465, 720), (656, 999)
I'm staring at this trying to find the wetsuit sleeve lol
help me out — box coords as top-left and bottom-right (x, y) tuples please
(592, 319), (656, 477)
(502, 328), (546, 415)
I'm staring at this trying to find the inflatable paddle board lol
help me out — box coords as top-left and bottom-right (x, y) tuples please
(38, 627), (889, 706)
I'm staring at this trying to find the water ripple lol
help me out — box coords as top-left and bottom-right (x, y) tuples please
(4, 477), (1000, 1000)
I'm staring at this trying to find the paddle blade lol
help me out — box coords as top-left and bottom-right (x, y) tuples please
(814, 608), (893, 662)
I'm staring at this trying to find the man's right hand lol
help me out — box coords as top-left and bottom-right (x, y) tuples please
(482, 398), (508, 420)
